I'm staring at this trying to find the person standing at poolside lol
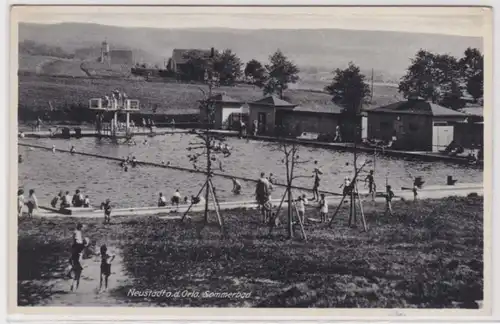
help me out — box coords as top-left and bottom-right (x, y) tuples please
(26, 189), (38, 218)
(311, 161), (323, 201)
(384, 185), (395, 217)
(101, 199), (112, 224)
(255, 172), (271, 223)
(319, 194), (328, 223)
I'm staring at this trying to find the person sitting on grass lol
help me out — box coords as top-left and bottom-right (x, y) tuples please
(158, 193), (167, 207)
(99, 244), (115, 293)
(232, 178), (242, 195)
(319, 194), (328, 223)
(100, 199), (112, 224)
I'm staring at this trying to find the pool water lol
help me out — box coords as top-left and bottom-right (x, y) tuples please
(18, 133), (483, 208)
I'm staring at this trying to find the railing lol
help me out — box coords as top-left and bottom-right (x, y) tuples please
(89, 98), (140, 111)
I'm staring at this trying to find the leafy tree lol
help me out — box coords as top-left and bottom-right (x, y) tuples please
(324, 62), (371, 116)
(459, 47), (484, 102)
(244, 59), (266, 86)
(213, 49), (243, 86)
(182, 50), (212, 81)
(262, 50), (299, 99)
(398, 50), (465, 109)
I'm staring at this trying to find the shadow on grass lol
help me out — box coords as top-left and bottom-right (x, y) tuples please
(17, 236), (69, 306)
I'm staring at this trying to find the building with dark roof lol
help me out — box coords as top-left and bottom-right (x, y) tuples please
(168, 49), (212, 74)
(366, 97), (467, 151)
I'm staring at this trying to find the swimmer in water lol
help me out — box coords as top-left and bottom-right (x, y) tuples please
(231, 178), (242, 195)
(70, 146), (76, 155)
(222, 144), (231, 157)
(52, 145), (56, 153)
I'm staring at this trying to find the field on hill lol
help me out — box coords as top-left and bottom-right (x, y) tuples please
(18, 197), (483, 307)
(18, 73), (399, 115)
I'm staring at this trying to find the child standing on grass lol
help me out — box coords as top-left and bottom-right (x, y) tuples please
(26, 189), (38, 218)
(99, 245), (115, 292)
(385, 185), (395, 216)
(319, 194), (328, 223)
(101, 199), (112, 224)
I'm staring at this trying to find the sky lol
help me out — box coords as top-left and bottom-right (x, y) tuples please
(13, 6), (489, 37)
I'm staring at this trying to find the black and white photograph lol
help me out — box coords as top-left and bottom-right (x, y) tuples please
(11, 4), (492, 313)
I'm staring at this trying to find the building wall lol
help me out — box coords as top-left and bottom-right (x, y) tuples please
(199, 102), (245, 129)
(110, 50), (134, 65)
(249, 105), (276, 135)
(279, 111), (339, 137)
(367, 112), (433, 151)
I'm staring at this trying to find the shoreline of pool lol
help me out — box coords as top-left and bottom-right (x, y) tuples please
(30, 182), (483, 219)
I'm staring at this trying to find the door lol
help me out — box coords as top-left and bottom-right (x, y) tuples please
(258, 112), (267, 134)
(433, 124), (454, 152)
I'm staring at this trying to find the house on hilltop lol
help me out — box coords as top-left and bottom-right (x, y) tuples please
(366, 96), (467, 152)
(168, 49), (212, 74)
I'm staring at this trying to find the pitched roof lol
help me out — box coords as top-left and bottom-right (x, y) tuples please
(171, 49), (211, 64)
(294, 102), (344, 114)
(249, 95), (297, 107)
(369, 98), (466, 117)
(209, 93), (243, 104)
(459, 107), (483, 117)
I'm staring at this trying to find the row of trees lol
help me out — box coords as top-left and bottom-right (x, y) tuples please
(179, 46), (483, 113)
(178, 49), (300, 99)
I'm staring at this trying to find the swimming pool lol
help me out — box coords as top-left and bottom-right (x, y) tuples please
(18, 133), (483, 208)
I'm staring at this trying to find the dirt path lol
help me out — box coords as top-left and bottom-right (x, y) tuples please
(41, 246), (132, 306)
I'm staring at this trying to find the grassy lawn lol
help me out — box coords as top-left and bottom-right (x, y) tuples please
(18, 74), (399, 115)
(17, 196), (483, 308)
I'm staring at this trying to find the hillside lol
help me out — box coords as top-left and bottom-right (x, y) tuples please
(18, 22), (483, 83)
(18, 74), (398, 115)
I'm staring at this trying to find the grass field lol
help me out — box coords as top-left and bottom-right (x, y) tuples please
(18, 196), (483, 307)
(18, 73), (400, 115)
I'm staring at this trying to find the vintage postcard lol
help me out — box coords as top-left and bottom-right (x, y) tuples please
(8, 3), (493, 320)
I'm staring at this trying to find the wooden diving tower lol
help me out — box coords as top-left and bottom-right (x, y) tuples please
(89, 97), (140, 140)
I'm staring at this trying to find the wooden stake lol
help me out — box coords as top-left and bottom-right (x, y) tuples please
(181, 180), (208, 222)
(355, 182), (368, 232)
(208, 180), (224, 231)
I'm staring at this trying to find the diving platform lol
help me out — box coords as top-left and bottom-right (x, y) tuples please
(89, 97), (141, 139)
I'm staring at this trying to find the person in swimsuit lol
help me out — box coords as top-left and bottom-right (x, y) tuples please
(365, 170), (376, 201)
(26, 189), (38, 218)
(99, 244), (115, 292)
(255, 173), (271, 223)
(101, 199), (112, 224)
(319, 194), (328, 223)
(72, 190), (84, 207)
(171, 189), (181, 206)
(61, 191), (71, 209)
(70, 146), (76, 155)
(17, 189), (24, 217)
(385, 185), (395, 217)
(158, 193), (167, 207)
(232, 178), (242, 195)
(312, 161), (323, 201)
(83, 195), (91, 208)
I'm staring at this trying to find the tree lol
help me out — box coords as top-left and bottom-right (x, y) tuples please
(213, 49), (243, 85)
(398, 50), (465, 109)
(182, 50), (212, 81)
(324, 62), (371, 116)
(459, 47), (484, 102)
(244, 59), (266, 86)
(267, 135), (311, 240)
(262, 50), (300, 99)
